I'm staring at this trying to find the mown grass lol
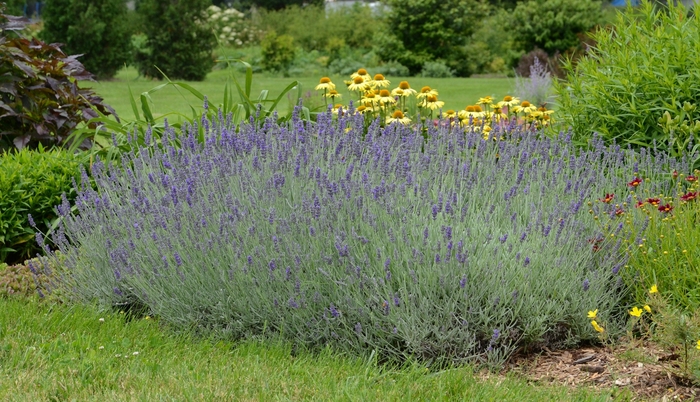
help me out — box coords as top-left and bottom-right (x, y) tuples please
(90, 67), (515, 122)
(0, 296), (614, 401)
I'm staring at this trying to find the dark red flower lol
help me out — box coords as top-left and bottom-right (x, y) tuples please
(600, 193), (614, 203)
(635, 201), (646, 208)
(627, 177), (642, 187)
(588, 237), (603, 252)
(681, 191), (698, 202)
(686, 175), (697, 182)
(658, 203), (674, 213)
(615, 208), (625, 216)
(673, 170), (679, 178)
(646, 198), (661, 206)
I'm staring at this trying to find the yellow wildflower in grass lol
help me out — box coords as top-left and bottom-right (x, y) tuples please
(417, 86), (438, 99)
(423, 94), (445, 111)
(315, 77), (336, 91)
(697, 340), (700, 350)
(386, 110), (411, 125)
(371, 74), (390, 89)
(643, 305), (652, 313)
(649, 284), (658, 294)
(591, 320), (605, 333)
(587, 309), (598, 319)
(629, 307), (644, 317)
(377, 89), (396, 105)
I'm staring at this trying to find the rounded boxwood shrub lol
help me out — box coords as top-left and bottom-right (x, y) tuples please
(554, 0), (700, 159)
(0, 147), (88, 264)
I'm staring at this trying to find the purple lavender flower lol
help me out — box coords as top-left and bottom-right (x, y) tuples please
(382, 300), (390, 315)
(355, 322), (363, 336)
(330, 304), (340, 318)
(460, 275), (467, 288)
(288, 298), (299, 309)
(523, 257), (530, 267)
(431, 204), (439, 219)
(393, 294), (400, 307)
(583, 278), (590, 291)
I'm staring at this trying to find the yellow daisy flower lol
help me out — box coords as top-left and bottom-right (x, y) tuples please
(377, 89), (396, 105)
(371, 73), (390, 89)
(477, 96), (494, 106)
(496, 95), (521, 108)
(361, 92), (379, 107)
(348, 76), (370, 92)
(392, 81), (417, 97)
(443, 109), (457, 119)
(591, 320), (605, 333)
(512, 101), (537, 114)
(697, 340), (700, 350)
(416, 86), (438, 99)
(323, 89), (342, 100)
(649, 284), (658, 294)
(355, 105), (370, 114)
(423, 94), (444, 110)
(315, 77), (336, 91)
(350, 68), (371, 82)
(386, 110), (411, 125)
(629, 307), (643, 317)
(643, 305), (652, 313)
(587, 309), (598, 319)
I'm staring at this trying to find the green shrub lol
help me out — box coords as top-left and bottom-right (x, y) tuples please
(0, 147), (87, 264)
(135, 0), (216, 81)
(1, 0), (24, 15)
(511, 0), (603, 56)
(0, 6), (116, 152)
(379, 0), (489, 76)
(40, 0), (133, 79)
(553, 0), (700, 160)
(260, 30), (295, 74)
(420, 60), (455, 78)
(0, 256), (62, 298)
(254, 4), (380, 53)
(464, 8), (523, 75)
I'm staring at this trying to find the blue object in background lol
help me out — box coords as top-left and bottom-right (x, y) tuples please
(610, 0), (641, 6)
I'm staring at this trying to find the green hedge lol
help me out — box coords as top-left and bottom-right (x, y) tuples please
(0, 148), (87, 264)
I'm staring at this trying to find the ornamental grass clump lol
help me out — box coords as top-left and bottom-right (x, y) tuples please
(36, 108), (689, 366)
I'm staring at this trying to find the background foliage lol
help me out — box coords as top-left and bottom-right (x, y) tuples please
(134, 0), (216, 81)
(40, 0), (132, 79)
(554, 0), (700, 160)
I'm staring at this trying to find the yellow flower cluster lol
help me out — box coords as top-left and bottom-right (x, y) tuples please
(314, 70), (555, 135)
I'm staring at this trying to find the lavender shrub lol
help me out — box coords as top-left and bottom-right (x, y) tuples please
(39, 108), (690, 366)
(515, 57), (553, 107)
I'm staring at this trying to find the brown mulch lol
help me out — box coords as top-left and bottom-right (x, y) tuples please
(486, 340), (700, 401)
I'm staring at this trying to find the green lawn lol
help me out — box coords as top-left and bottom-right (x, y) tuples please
(90, 67), (515, 122)
(0, 297), (613, 401)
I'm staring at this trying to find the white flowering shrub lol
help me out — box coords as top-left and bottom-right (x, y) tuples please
(206, 5), (258, 47)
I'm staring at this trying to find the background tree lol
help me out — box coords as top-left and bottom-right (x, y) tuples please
(229, 0), (324, 11)
(39, 0), (132, 79)
(135, 0), (217, 81)
(510, 0), (603, 56)
(377, 0), (490, 77)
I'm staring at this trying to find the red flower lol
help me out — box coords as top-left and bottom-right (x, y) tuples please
(635, 201), (646, 208)
(681, 191), (698, 202)
(646, 198), (661, 206)
(615, 208), (625, 216)
(588, 237), (603, 252)
(658, 203), (674, 213)
(686, 175), (697, 182)
(627, 177), (642, 187)
(600, 193), (614, 203)
(673, 170), (679, 178)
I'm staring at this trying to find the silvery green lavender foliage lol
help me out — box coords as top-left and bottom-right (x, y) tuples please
(514, 57), (553, 108)
(37, 108), (690, 366)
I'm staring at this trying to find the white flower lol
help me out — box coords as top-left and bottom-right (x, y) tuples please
(222, 26), (232, 33)
(208, 5), (222, 13)
(221, 16), (229, 22)
(210, 13), (221, 20)
(98, 346), (104, 350)
(99, 318), (105, 322)
(132, 351), (139, 356)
